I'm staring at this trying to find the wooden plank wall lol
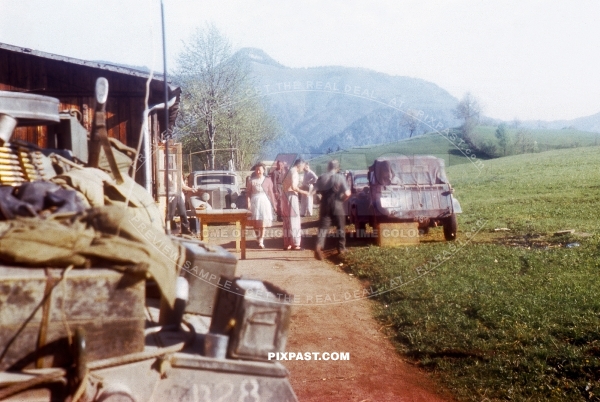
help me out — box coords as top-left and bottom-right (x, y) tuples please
(0, 48), (163, 153)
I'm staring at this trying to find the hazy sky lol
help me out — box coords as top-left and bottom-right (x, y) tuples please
(1, 0), (599, 121)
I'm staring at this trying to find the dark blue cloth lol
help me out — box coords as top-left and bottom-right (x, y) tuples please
(0, 182), (86, 219)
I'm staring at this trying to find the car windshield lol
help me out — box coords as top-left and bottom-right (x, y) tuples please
(354, 175), (369, 186)
(196, 175), (235, 186)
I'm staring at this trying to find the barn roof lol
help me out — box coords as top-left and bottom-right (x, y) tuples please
(0, 42), (179, 94)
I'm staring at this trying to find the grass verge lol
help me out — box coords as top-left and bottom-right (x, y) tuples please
(343, 146), (600, 401)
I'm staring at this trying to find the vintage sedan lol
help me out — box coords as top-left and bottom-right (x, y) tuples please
(348, 155), (462, 240)
(187, 170), (245, 210)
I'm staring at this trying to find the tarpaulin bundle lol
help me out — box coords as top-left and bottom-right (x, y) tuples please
(0, 182), (87, 220)
(0, 205), (184, 307)
(51, 167), (164, 231)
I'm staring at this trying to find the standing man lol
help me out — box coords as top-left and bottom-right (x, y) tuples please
(314, 160), (351, 260)
(167, 173), (192, 235)
(282, 158), (309, 250)
(270, 160), (286, 222)
(300, 162), (318, 217)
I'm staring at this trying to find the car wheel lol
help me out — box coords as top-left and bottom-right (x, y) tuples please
(357, 221), (367, 233)
(443, 214), (458, 241)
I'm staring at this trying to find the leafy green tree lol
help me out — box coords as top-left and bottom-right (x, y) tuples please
(495, 123), (509, 156)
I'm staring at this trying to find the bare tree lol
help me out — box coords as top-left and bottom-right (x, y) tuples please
(454, 92), (481, 140)
(513, 129), (534, 154)
(174, 24), (248, 170)
(402, 109), (420, 138)
(217, 93), (279, 170)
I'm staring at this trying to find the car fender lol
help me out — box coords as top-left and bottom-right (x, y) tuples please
(452, 196), (462, 214)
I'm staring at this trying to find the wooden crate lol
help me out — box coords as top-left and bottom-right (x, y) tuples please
(377, 222), (420, 247)
(0, 267), (145, 371)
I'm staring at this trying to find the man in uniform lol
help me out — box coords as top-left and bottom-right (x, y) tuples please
(167, 173), (192, 235)
(314, 159), (351, 260)
(270, 160), (286, 222)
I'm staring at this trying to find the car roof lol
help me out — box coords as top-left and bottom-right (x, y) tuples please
(370, 155), (448, 185)
(192, 170), (236, 175)
(373, 155), (444, 166)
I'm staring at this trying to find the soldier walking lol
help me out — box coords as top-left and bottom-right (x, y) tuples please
(314, 160), (351, 260)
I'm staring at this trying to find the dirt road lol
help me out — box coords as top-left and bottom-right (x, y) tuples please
(210, 219), (453, 402)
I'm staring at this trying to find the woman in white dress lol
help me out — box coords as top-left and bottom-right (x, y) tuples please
(246, 163), (277, 248)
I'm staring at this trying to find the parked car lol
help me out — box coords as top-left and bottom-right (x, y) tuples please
(348, 155), (462, 240)
(343, 169), (369, 221)
(187, 170), (245, 210)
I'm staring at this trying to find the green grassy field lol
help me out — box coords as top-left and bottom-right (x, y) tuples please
(309, 126), (599, 175)
(309, 130), (483, 174)
(473, 125), (600, 154)
(343, 146), (600, 401)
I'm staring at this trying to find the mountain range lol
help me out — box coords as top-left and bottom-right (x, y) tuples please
(236, 48), (460, 157)
(235, 48), (600, 158)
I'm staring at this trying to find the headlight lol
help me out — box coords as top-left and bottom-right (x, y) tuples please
(201, 192), (210, 202)
(231, 202), (237, 209)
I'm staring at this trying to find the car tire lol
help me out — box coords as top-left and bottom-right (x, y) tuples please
(443, 214), (458, 241)
(357, 221), (367, 233)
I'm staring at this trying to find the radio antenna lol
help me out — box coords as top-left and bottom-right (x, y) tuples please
(161, 0), (171, 234)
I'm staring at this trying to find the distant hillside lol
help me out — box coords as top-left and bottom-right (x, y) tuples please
(521, 111), (600, 133)
(236, 48), (460, 157)
(470, 125), (600, 153)
(308, 131), (479, 176)
(308, 125), (600, 175)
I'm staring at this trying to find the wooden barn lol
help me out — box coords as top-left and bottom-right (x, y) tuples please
(0, 42), (181, 199)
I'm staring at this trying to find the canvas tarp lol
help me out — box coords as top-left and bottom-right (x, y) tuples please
(51, 167), (164, 231)
(371, 156), (448, 186)
(0, 206), (184, 307)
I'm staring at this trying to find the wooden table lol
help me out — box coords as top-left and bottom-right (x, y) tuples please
(195, 209), (250, 260)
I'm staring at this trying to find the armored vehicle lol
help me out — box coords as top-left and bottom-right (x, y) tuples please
(348, 155), (462, 240)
